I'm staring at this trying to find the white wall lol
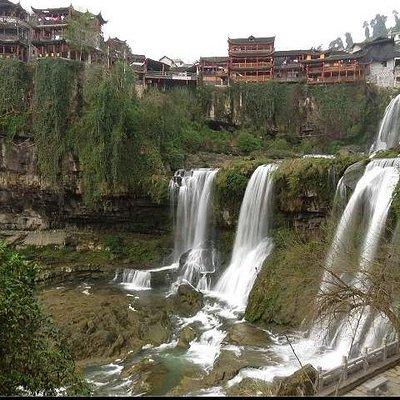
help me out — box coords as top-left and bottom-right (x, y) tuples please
(366, 60), (396, 88)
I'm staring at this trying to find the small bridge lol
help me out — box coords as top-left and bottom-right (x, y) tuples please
(317, 339), (400, 396)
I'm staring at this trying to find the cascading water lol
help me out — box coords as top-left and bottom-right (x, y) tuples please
(370, 94), (400, 154)
(113, 269), (151, 291)
(314, 158), (400, 358)
(214, 164), (277, 311)
(169, 168), (219, 290)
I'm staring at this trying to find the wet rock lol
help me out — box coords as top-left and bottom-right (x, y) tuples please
(204, 348), (270, 387)
(135, 295), (173, 346)
(22, 229), (68, 247)
(225, 322), (272, 348)
(40, 287), (173, 365)
(171, 284), (204, 317)
(342, 161), (366, 191)
(176, 323), (200, 350)
(273, 364), (318, 397)
(226, 378), (273, 397)
(126, 358), (169, 396)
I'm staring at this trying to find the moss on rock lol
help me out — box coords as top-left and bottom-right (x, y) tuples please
(245, 231), (326, 327)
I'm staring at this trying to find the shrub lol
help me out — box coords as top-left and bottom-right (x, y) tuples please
(236, 131), (262, 155)
(0, 243), (88, 396)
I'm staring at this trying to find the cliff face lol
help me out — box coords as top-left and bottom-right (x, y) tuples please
(0, 136), (170, 235)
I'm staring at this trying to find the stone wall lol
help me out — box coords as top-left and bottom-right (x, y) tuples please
(367, 60), (396, 88)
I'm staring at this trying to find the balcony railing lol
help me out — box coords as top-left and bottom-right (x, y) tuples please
(0, 16), (31, 29)
(0, 33), (29, 45)
(307, 67), (323, 74)
(230, 62), (273, 69)
(229, 48), (273, 55)
(30, 17), (68, 27)
(202, 70), (228, 77)
(323, 65), (363, 73)
(32, 34), (65, 43)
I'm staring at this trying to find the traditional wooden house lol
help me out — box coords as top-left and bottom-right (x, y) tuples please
(228, 35), (275, 83)
(273, 50), (320, 82)
(31, 6), (106, 62)
(318, 52), (364, 84)
(198, 56), (229, 86)
(0, 0), (31, 62)
(145, 58), (197, 89)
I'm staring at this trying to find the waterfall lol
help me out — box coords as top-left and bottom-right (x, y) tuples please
(113, 269), (151, 291)
(169, 168), (219, 290)
(315, 158), (400, 357)
(370, 94), (400, 154)
(215, 164), (277, 310)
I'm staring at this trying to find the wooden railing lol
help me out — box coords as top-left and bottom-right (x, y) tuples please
(0, 33), (29, 45)
(317, 339), (400, 396)
(231, 62), (273, 69)
(323, 65), (364, 73)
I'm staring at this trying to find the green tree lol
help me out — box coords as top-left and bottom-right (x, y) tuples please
(0, 243), (88, 396)
(65, 11), (101, 61)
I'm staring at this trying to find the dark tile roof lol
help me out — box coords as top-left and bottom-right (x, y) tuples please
(31, 6), (71, 14)
(274, 49), (320, 57)
(0, 0), (27, 13)
(131, 54), (146, 63)
(200, 56), (228, 63)
(228, 35), (275, 44)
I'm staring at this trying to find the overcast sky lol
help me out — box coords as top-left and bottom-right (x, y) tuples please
(20, 0), (400, 62)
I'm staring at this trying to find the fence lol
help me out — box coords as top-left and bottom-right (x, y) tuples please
(317, 339), (400, 396)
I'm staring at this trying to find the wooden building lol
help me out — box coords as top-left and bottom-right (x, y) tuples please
(273, 50), (320, 82)
(319, 53), (364, 84)
(145, 58), (197, 89)
(228, 35), (275, 83)
(198, 56), (229, 86)
(0, 0), (31, 62)
(31, 6), (106, 62)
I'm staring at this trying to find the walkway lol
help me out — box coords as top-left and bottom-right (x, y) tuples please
(345, 365), (400, 397)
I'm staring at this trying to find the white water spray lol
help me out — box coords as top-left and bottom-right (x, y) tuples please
(370, 94), (400, 154)
(315, 158), (400, 357)
(113, 269), (151, 291)
(169, 169), (219, 289)
(215, 164), (277, 310)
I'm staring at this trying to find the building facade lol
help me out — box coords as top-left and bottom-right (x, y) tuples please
(31, 6), (106, 62)
(228, 36), (275, 83)
(198, 56), (229, 86)
(0, 0), (31, 62)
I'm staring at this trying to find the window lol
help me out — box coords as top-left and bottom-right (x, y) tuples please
(382, 61), (387, 68)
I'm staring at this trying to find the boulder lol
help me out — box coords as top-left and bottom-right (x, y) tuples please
(126, 358), (169, 395)
(226, 378), (273, 397)
(176, 323), (200, 350)
(171, 284), (204, 317)
(274, 364), (318, 397)
(342, 161), (366, 191)
(225, 322), (272, 348)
